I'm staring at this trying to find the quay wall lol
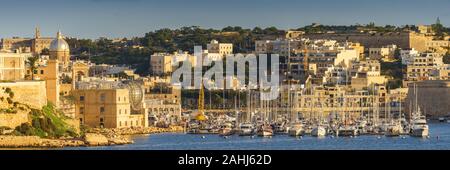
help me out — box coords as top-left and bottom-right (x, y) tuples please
(406, 80), (450, 118)
(0, 81), (47, 108)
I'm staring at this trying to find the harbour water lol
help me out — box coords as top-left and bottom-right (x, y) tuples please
(65, 123), (450, 150)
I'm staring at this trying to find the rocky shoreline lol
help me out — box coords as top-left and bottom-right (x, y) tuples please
(86, 126), (184, 136)
(0, 126), (184, 149)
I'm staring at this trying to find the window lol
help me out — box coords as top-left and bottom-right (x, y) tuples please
(80, 96), (85, 102)
(100, 93), (106, 102)
(40, 70), (44, 74)
(100, 107), (105, 113)
(100, 118), (104, 122)
(80, 107), (84, 114)
(119, 109), (121, 115)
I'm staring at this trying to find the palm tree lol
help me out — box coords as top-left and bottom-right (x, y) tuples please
(26, 55), (39, 80)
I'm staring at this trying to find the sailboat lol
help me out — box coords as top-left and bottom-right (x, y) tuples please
(409, 83), (429, 137)
(257, 93), (273, 137)
(338, 112), (358, 137)
(257, 123), (274, 137)
(385, 98), (403, 137)
(311, 99), (326, 137)
(288, 122), (304, 136)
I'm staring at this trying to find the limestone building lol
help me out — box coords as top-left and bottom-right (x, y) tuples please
(368, 44), (397, 61)
(150, 53), (174, 75)
(150, 51), (197, 75)
(27, 31), (68, 106)
(0, 51), (32, 81)
(73, 81), (148, 128)
(304, 32), (434, 52)
(207, 40), (233, 56)
(1, 27), (54, 54)
(405, 53), (444, 83)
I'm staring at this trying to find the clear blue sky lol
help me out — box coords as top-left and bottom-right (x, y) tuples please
(0, 0), (448, 39)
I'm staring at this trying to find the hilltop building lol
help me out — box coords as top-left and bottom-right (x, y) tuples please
(1, 27), (54, 54)
(206, 40), (233, 56)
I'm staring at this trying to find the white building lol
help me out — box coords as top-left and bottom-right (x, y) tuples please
(400, 48), (419, 65)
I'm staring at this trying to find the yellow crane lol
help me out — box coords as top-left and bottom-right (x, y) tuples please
(195, 77), (207, 121)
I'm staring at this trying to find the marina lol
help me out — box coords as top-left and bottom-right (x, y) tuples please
(182, 82), (433, 139)
(65, 122), (450, 150)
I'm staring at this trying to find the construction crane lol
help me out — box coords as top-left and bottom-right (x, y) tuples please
(195, 71), (207, 121)
(195, 80), (207, 121)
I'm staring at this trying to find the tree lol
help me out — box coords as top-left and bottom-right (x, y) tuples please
(40, 48), (50, 55)
(26, 55), (39, 80)
(432, 17), (445, 39)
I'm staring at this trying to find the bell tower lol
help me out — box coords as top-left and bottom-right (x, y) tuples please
(35, 27), (41, 39)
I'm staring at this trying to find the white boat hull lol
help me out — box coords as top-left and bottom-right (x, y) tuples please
(258, 131), (273, 137)
(238, 129), (255, 136)
(288, 129), (303, 136)
(311, 127), (326, 137)
(411, 128), (429, 137)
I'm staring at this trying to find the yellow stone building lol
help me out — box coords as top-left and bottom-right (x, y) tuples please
(1, 27), (53, 54)
(0, 51), (32, 81)
(207, 40), (233, 56)
(405, 53), (444, 82)
(73, 82), (148, 128)
(26, 31), (68, 106)
(150, 53), (173, 75)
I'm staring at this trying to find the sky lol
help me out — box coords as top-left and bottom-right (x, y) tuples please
(0, 0), (449, 39)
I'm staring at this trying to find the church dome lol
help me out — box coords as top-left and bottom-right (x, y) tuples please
(50, 31), (69, 51)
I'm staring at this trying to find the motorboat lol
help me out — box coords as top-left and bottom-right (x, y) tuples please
(338, 125), (358, 137)
(237, 123), (256, 136)
(257, 124), (274, 137)
(410, 107), (429, 137)
(311, 125), (326, 137)
(218, 122), (234, 136)
(288, 122), (304, 136)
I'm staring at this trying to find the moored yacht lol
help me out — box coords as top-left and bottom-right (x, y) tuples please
(311, 125), (326, 137)
(257, 124), (274, 137)
(288, 122), (304, 136)
(385, 122), (403, 137)
(338, 125), (358, 137)
(410, 107), (429, 137)
(237, 123), (256, 136)
(218, 122), (234, 136)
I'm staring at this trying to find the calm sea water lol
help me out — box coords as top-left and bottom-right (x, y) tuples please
(64, 123), (450, 150)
